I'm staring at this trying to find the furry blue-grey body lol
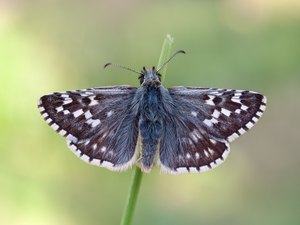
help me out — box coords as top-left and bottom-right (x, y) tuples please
(139, 84), (163, 169)
(132, 67), (177, 170)
(137, 68), (166, 170)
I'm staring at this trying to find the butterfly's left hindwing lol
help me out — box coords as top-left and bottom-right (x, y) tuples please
(158, 87), (266, 174)
(38, 86), (140, 171)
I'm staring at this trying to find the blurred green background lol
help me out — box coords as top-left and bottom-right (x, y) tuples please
(1, 0), (300, 224)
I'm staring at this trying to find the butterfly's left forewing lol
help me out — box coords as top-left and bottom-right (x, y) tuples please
(159, 87), (266, 174)
(38, 86), (140, 171)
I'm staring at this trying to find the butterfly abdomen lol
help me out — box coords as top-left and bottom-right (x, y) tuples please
(139, 86), (163, 171)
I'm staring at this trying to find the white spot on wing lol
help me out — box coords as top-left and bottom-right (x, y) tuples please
(74, 150), (81, 157)
(92, 119), (101, 127)
(222, 147), (230, 159)
(204, 118), (218, 127)
(73, 109), (84, 118)
(93, 144), (97, 150)
(231, 98), (241, 104)
(39, 106), (45, 112)
(256, 111), (263, 117)
(200, 165), (210, 172)
(189, 167), (199, 173)
(211, 118), (218, 124)
(260, 105), (266, 111)
(68, 142), (77, 152)
(191, 111), (198, 117)
(235, 109), (241, 114)
(84, 110), (93, 119)
(89, 96), (98, 106)
(212, 109), (220, 118)
(73, 150), (81, 157)
(208, 148), (214, 155)
(101, 161), (114, 168)
(66, 134), (78, 143)
(86, 118), (101, 127)
(204, 150), (210, 157)
(228, 132), (239, 142)
(90, 158), (101, 166)
(81, 154), (90, 163)
(189, 130), (202, 143)
(241, 105), (248, 111)
(42, 113), (49, 118)
(107, 111), (113, 117)
(193, 130), (202, 139)
(84, 91), (94, 96)
(215, 158), (223, 165)
(203, 119), (213, 127)
(63, 99), (72, 105)
(238, 128), (246, 135)
(245, 122), (254, 129)
(177, 167), (189, 173)
(205, 98), (215, 106)
(190, 132), (198, 143)
(56, 106), (64, 112)
(51, 123), (59, 131)
(221, 108), (231, 117)
(59, 129), (67, 136)
(101, 146), (107, 152)
(63, 110), (70, 115)
(210, 139), (217, 145)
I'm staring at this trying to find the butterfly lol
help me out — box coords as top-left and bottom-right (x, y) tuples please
(38, 50), (266, 174)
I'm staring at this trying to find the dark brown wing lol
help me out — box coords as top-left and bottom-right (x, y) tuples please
(38, 86), (140, 171)
(159, 87), (266, 174)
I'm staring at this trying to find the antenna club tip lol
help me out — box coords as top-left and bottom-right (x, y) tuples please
(104, 63), (112, 69)
(178, 50), (186, 54)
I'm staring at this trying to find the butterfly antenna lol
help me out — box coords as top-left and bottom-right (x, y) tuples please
(157, 50), (186, 72)
(104, 63), (141, 75)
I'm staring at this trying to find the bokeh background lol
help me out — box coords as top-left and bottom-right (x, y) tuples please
(1, 0), (300, 224)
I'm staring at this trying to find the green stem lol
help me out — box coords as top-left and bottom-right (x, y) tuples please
(120, 166), (143, 225)
(157, 34), (174, 83)
(120, 34), (174, 225)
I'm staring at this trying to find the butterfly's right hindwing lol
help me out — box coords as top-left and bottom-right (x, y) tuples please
(38, 86), (140, 171)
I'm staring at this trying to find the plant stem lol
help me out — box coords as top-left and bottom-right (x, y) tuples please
(120, 165), (143, 225)
(120, 34), (174, 225)
(157, 34), (174, 83)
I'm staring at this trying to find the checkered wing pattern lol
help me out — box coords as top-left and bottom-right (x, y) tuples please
(159, 87), (266, 174)
(38, 86), (139, 171)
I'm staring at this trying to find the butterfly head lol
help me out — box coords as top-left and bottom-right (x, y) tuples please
(104, 50), (186, 87)
(138, 66), (161, 86)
